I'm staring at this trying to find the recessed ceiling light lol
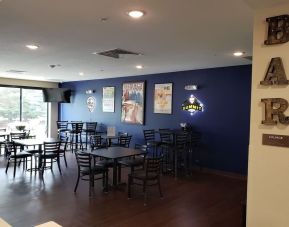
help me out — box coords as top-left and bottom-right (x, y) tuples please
(233, 51), (245, 57)
(127, 10), (145, 19)
(26, 44), (39, 50)
(79, 72), (84, 76)
(136, 65), (144, 69)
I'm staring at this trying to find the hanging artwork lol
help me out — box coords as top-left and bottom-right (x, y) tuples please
(154, 83), (173, 114)
(121, 81), (145, 125)
(102, 86), (115, 112)
(182, 95), (204, 116)
(87, 96), (96, 112)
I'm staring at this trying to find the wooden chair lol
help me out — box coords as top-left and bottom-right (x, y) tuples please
(5, 141), (32, 178)
(128, 156), (163, 205)
(112, 135), (132, 148)
(74, 151), (108, 196)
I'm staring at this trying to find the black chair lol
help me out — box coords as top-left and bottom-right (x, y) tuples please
(112, 135), (132, 148)
(59, 136), (69, 167)
(57, 121), (70, 140)
(143, 129), (161, 157)
(0, 128), (7, 156)
(69, 122), (84, 152)
(39, 141), (61, 177)
(171, 132), (189, 177)
(128, 156), (163, 205)
(10, 132), (26, 141)
(159, 129), (173, 173)
(118, 144), (147, 182)
(74, 151), (108, 196)
(90, 135), (107, 150)
(83, 122), (97, 149)
(5, 141), (32, 178)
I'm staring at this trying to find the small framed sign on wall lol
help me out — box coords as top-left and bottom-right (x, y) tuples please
(102, 86), (115, 112)
(121, 81), (145, 125)
(154, 83), (173, 114)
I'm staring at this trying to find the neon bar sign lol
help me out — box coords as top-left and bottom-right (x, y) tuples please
(182, 95), (204, 116)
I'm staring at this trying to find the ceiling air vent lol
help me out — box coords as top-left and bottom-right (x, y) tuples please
(243, 56), (252, 61)
(98, 48), (140, 59)
(6, 70), (26, 74)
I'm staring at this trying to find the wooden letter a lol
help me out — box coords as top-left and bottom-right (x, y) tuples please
(260, 58), (289, 85)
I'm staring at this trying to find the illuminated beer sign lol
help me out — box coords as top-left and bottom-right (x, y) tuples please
(182, 95), (204, 116)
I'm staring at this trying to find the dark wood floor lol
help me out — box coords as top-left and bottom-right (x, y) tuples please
(0, 151), (246, 227)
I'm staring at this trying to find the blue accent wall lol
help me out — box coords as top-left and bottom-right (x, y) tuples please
(60, 65), (252, 175)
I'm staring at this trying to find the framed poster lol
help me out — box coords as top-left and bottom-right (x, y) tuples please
(154, 83), (173, 114)
(121, 81), (145, 125)
(102, 86), (115, 112)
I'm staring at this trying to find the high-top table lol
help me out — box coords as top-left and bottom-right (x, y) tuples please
(84, 147), (146, 187)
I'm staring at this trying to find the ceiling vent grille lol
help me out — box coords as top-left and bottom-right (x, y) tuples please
(243, 56), (252, 61)
(6, 70), (26, 74)
(98, 48), (140, 59)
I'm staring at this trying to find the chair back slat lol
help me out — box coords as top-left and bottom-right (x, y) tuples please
(10, 132), (26, 140)
(118, 135), (132, 148)
(159, 128), (172, 142)
(86, 122), (97, 131)
(5, 142), (16, 156)
(145, 157), (162, 174)
(71, 122), (83, 133)
(143, 129), (156, 142)
(57, 121), (68, 130)
(90, 135), (104, 150)
(75, 151), (92, 169)
(44, 141), (60, 155)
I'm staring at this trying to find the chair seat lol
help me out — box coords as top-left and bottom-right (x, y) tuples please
(39, 152), (58, 159)
(130, 170), (158, 180)
(80, 165), (106, 175)
(10, 151), (31, 158)
(83, 129), (95, 133)
(24, 149), (41, 154)
(118, 158), (144, 167)
(97, 159), (114, 167)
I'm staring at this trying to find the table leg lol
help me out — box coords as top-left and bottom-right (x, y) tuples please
(113, 159), (118, 187)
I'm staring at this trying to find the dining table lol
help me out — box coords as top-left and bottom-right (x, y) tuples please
(13, 138), (60, 171)
(84, 147), (146, 187)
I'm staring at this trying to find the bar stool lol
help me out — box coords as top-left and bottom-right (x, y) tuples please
(143, 129), (161, 157)
(56, 121), (70, 140)
(83, 122), (97, 149)
(69, 122), (84, 152)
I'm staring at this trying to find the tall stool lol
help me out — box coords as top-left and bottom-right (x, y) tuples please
(143, 129), (161, 157)
(56, 121), (70, 140)
(69, 122), (84, 152)
(83, 122), (97, 149)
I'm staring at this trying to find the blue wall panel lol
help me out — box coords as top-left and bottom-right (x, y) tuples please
(60, 65), (252, 174)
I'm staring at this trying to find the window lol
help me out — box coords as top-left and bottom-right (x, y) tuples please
(0, 86), (48, 138)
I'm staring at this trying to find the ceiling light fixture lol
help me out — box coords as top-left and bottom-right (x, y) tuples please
(128, 10), (145, 19)
(136, 65), (144, 69)
(233, 51), (245, 57)
(26, 44), (39, 50)
(79, 72), (84, 76)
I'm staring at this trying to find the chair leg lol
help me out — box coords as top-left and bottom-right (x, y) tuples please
(5, 158), (10, 173)
(118, 164), (122, 183)
(57, 157), (62, 174)
(63, 153), (68, 167)
(74, 172), (80, 192)
(13, 159), (17, 178)
(128, 175), (132, 198)
(158, 177), (163, 198)
(144, 180), (147, 206)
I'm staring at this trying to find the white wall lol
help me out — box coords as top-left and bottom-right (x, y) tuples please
(0, 77), (59, 138)
(247, 3), (289, 227)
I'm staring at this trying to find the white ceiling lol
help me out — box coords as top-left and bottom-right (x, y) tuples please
(0, 0), (281, 82)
